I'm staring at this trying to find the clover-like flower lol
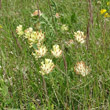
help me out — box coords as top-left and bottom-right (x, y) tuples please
(16, 25), (24, 36)
(24, 29), (45, 47)
(74, 31), (86, 44)
(32, 45), (47, 59)
(51, 45), (62, 58)
(36, 31), (45, 43)
(24, 27), (33, 39)
(74, 61), (90, 76)
(31, 10), (42, 17)
(61, 24), (68, 31)
(39, 59), (55, 75)
(55, 13), (60, 18)
(97, 1), (101, 5)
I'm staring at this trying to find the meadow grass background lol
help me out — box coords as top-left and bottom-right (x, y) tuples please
(0, 0), (110, 110)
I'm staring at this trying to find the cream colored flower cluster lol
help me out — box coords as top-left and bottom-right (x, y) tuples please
(39, 44), (62, 75)
(16, 22), (63, 75)
(51, 45), (62, 58)
(74, 61), (90, 76)
(16, 25), (24, 36)
(61, 24), (68, 31)
(24, 28), (45, 47)
(16, 11), (91, 77)
(74, 31), (86, 44)
(32, 45), (47, 59)
(40, 59), (55, 75)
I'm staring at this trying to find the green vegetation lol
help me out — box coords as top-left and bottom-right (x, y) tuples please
(0, 0), (110, 109)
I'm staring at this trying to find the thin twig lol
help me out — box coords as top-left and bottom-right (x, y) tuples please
(36, 0), (40, 18)
(86, 0), (93, 50)
(86, 20), (90, 50)
(62, 54), (67, 73)
(88, 0), (93, 25)
(12, 32), (22, 51)
(42, 75), (49, 102)
(0, 0), (1, 9)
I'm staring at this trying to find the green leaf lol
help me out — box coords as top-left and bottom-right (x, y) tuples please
(32, 44), (38, 50)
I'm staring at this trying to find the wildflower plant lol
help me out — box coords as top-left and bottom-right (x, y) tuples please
(74, 31), (86, 44)
(32, 45), (47, 59)
(51, 45), (62, 58)
(16, 25), (24, 36)
(16, 10), (62, 75)
(100, 2), (110, 18)
(39, 59), (55, 75)
(16, 9), (90, 76)
(2, 0), (110, 109)
(74, 61), (90, 76)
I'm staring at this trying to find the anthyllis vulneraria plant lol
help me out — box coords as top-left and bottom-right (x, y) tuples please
(32, 45), (47, 59)
(39, 59), (55, 75)
(74, 61), (90, 77)
(16, 25), (24, 36)
(31, 10), (42, 17)
(16, 10), (90, 76)
(61, 24), (68, 31)
(74, 31), (86, 44)
(24, 28), (45, 48)
(97, 1), (101, 5)
(51, 45), (62, 58)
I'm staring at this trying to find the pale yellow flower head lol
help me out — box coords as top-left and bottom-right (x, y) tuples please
(100, 9), (107, 14)
(97, 1), (101, 5)
(36, 31), (45, 43)
(61, 24), (68, 31)
(29, 31), (37, 42)
(74, 61), (90, 77)
(40, 59), (55, 75)
(24, 29), (45, 47)
(32, 45), (47, 59)
(51, 45), (62, 58)
(26, 31), (37, 47)
(24, 27), (33, 39)
(16, 25), (24, 36)
(74, 31), (86, 44)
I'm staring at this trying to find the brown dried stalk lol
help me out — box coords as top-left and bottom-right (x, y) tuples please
(86, 0), (93, 50)
(0, 0), (1, 9)
(88, 0), (93, 25)
(12, 32), (22, 51)
(86, 20), (90, 50)
(62, 54), (67, 73)
(42, 75), (49, 102)
(36, 0), (40, 18)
